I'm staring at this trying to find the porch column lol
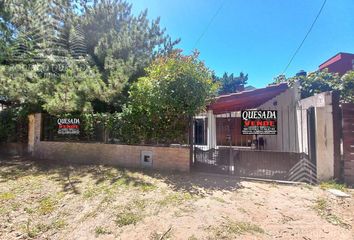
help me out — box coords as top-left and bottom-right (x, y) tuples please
(207, 110), (217, 149)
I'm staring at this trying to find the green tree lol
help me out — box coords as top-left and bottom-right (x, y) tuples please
(273, 74), (287, 84)
(283, 68), (354, 103)
(215, 72), (248, 95)
(341, 70), (354, 103)
(0, 0), (179, 114)
(294, 69), (341, 99)
(0, 59), (106, 115)
(120, 50), (218, 144)
(78, 0), (179, 110)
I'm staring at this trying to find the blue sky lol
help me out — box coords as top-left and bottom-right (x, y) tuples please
(129, 0), (354, 88)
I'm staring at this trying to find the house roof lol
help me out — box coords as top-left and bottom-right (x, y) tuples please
(319, 52), (354, 69)
(208, 82), (288, 114)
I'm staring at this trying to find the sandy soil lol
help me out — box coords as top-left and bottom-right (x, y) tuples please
(0, 155), (353, 240)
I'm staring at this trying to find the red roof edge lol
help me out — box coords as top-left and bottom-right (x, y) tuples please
(208, 82), (289, 114)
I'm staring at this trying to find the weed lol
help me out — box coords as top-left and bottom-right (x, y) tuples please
(38, 196), (56, 215)
(0, 192), (15, 201)
(139, 182), (157, 192)
(22, 219), (41, 238)
(313, 198), (327, 212)
(158, 192), (195, 207)
(83, 186), (101, 199)
(313, 197), (350, 229)
(11, 202), (21, 211)
(209, 218), (264, 239)
(116, 211), (142, 227)
(22, 218), (66, 238)
(320, 180), (347, 192)
(95, 226), (112, 236)
(52, 219), (67, 230)
(115, 198), (146, 227)
(24, 207), (35, 214)
(211, 196), (227, 203)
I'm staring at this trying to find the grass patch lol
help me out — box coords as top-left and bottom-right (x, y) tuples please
(158, 192), (195, 207)
(139, 182), (157, 192)
(209, 218), (264, 239)
(82, 175), (156, 200)
(95, 226), (112, 236)
(22, 220), (46, 238)
(0, 192), (15, 201)
(22, 218), (67, 238)
(24, 207), (35, 214)
(211, 196), (227, 203)
(52, 219), (67, 230)
(320, 180), (347, 192)
(116, 212), (142, 227)
(83, 186), (103, 199)
(115, 198), (147, 227)
(38, 196), (57, 215)
(313, 197), (351, 229)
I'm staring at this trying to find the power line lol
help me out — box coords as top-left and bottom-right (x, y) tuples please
(282, 0), (327, 74)
(193, 0), (227, 49)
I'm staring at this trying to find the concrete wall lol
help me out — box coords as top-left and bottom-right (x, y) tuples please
(29, 113), (190, 172)
(298, 92), (335, 181)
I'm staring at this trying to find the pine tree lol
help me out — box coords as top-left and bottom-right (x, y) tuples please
(216, 72), (248, 95)
(0, 0), (179, 114)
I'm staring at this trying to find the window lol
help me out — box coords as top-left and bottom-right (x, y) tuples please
(194, 118), (207, 145)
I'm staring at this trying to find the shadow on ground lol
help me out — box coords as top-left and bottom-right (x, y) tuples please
(0, 154), (243, 196)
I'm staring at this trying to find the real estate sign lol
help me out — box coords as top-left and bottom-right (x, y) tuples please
(241, 110), (277, 135)
(57, 118), (80, 135)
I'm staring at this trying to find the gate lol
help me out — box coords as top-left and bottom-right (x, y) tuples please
(191, 107), (317, 183)
(342, 103), (354, 185)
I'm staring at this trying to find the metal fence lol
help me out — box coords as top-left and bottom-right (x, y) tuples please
(192, 106), (318, 183)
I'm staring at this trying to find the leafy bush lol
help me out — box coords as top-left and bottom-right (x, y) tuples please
(0, 107), (28, 143)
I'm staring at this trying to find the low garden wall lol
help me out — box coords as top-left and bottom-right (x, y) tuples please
(34, 141), (190, 172)
(0, 143), (28, 156)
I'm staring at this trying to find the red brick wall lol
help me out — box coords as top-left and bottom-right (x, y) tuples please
(34, 141), (190, 172)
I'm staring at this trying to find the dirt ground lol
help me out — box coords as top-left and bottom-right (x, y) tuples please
(0, 155), (353, 240)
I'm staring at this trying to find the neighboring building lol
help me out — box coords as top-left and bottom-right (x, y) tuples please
(319, 52), (354, 76)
